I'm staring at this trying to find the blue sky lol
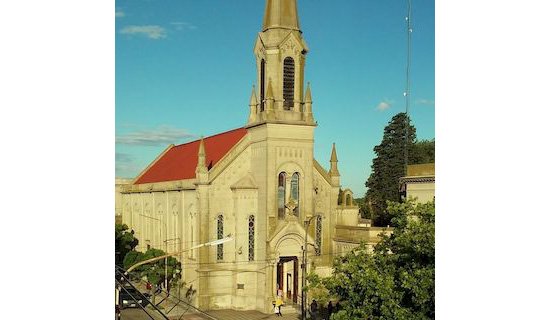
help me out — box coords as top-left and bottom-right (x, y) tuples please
(115, 0), (435, 196)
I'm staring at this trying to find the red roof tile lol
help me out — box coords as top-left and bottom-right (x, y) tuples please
(134, 127), (248, 185)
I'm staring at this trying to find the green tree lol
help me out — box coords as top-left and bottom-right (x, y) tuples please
(410, 139), (435, 164)
(123, 248), (182, 288)
(115, 223), (139, 267)
(366, 113), (416, 226)
(321, 200), (435, 320)
(123, 248), (183, 303)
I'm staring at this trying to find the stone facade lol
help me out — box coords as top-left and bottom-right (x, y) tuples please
(400, 163), (436, 203)
(119, 0), (388, 313)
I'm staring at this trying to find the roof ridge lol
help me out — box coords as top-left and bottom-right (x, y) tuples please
(173, 127), (246, 148)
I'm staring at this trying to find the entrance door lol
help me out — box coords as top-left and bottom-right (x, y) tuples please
(277, 256), (299, 303)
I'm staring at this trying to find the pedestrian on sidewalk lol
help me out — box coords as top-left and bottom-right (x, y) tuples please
(275, 296), (284, 317)
(327, 300), (333, 319)
(310, 299), (319, 320)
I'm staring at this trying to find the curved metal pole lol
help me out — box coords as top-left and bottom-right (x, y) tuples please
(126, 236), (233, 274)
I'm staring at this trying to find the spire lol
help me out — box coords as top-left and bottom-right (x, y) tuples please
(329, 143), (340, 177)
(262, 0), (301, 32)
(249, 85), (258, 106)
(330, 143), (338, 162)
(248, 85), (258, 123)
(304, 82), (312, 103)
(196, 137), (208, 177)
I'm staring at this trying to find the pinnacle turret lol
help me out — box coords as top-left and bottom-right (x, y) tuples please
(329, 143), (340, 177)
(304, 82), (312, 103)
(196, 137), (208, 180)
(249, 86), (258, 106)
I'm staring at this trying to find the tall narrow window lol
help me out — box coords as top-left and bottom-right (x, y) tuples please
(291, 172), (300, 215)
(315, 215), (322, 255)
(346, 194), (352, 206)
(248, 215), (255, 261)
(283, 57), (295, 110)
(278, 172), (286, 219)
(260, 59), (266, 111)
(217, 215), (224, 260)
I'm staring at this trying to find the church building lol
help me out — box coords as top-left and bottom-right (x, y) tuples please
(120, 0), (388, 313)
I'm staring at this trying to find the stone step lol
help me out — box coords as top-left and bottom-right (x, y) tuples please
(279, 305), (299, 314)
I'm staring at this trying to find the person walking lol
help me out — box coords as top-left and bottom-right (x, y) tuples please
(275, 296), (284, 317)
(310, 299), (319, 320)
(327, 301), (333, 319)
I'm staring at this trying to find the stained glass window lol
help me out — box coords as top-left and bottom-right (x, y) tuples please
(248, 215), (255, 261)
(291, 173), (299, 215)
(278, 172), (286, 219)
(315, 215), (322, 255)
(217, 215), (224, 260)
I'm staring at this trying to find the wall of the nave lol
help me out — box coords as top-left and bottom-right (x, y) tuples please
(121, 188), (202, 304)
(208, 144), (252, 263)
(204, 144), (267, 310)
(312, 166), (336, 258)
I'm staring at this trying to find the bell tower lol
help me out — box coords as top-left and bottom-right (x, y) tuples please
(247, 0), (315, 126)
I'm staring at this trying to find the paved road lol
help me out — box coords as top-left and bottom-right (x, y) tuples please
(120, 308), (300, 320)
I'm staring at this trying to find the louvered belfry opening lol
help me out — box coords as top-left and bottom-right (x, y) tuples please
(283, 57), (295, 110)
(260, 59), (266, 111)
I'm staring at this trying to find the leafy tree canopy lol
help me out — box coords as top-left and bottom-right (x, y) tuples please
(410, 139), (435, 165)
(366, 113), (416, 226)
(115, 223), (139, 267)
(123, 248), (182, 287)
(317, 200), (435, 320)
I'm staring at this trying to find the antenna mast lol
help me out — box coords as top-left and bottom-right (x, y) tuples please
(404, 0), (413, 172)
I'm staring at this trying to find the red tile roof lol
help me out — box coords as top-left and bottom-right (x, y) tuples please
(134, 127), (248, 185)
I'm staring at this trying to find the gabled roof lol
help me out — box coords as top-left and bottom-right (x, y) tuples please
(134, 127), (248, 185)
(230, 173), (258, 190)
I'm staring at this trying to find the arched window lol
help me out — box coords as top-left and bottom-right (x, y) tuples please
(278, 172), (286, 219)
(291, 173), (300, 215)
(248, 215), (255, 261)
(283, 57), (295, 110)
(346, 194), (352, 206)
(217, 215), (224, 261)
(260, 59), (266, 111)
(315, 215), (322, 255)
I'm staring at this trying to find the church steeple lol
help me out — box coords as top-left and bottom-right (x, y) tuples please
(247, 0), (314, 127)
(262, 0), (301, 32)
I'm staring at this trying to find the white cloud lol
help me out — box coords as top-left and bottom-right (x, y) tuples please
(116, 126), (195, 146)
(120, 25), (167, 39)
(170, 21), (198, 31)
(115, 9), (125, 18)
(376, 100), (392, 111)
(416, 99), (435, 106)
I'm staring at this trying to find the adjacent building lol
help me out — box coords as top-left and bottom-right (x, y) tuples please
(400, 163), (436, 203)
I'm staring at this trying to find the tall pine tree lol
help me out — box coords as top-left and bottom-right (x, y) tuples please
(366, 113), (416, 226)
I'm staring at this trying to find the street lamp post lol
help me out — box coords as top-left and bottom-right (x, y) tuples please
(140, 214), (168, 291)
(302, 214), (322, 320)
